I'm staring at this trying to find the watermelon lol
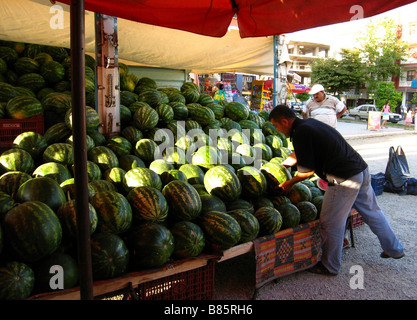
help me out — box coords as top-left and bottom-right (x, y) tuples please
(260, 162), (292, 195)
(136, 77), (157, 89)
(311, 195), (324, 218)
(0, 171), (32, 198)
(42, 143), (74, 166)
(90, 232), (130, 280)
(288, 182), (312, 204)
(224, 101), (249, 121)
(251, 196), (274, 211)
(3, 201), (62, 262)
(32, 162), (72, 184)
(12, 131), (47, 160)
(270, 194), (291, 208)
(196, 210), (241, 251)
(0, 148), (35, 174)
(134, 138), (158, 164)
(40, 60), (65, 84)
(200, 194), (227, 214)
(118, 154), (146, 172)
(236, 166), (267, 198)
(120, 91), (138, 107)
(123, 167), (162, 192)
(106, 136), (132, 158)
(204, 165), (242, 203)
(56, 199), (98, 238)
(149, 159), (175, 175)
(16, 73), (45, 93)
(182, 88), (200, 104)
(41, 92), (71, 116)
(198, 94), (214, 106)
(207, 102), (225, 120)
(160, 169), (188, 185)
(6, 95), (43, 119)
(65, 106), (100, 132)
(66, 134), (95, 152)
(128, 222), (174, 269)
(90, 191), (132, 234)
(102, 167), (126, 193)
(60, 178), (96, 200)
(162, 180), (202, 221)
(170, 101), (189, 120)
(170, 221), (205, 259)
(277, 203), (301, 229)
(126, 186), (169, 223)
(0, 191), (14, 217)
(189, 106), (216, 126)
(88, 129), (106, 146)
(253, 206), (283, 236)
(34, 252), (79, 292)
(43, 122), (72, 145)
(14, 57), (40, 75)
(296, 201), (318, 223)
(87, 146), (119, 172)
(121, 126), (143, 145)
(228, 209), (260, 242)
(178, 164), (205, 185)
(89, 179), (117, 193)
(155, 103), (174, 124)
(0, 261), (35, 300)
(137, 89), (162, 108)
(226, 198), (254, 213)
(192, 146), (223, 170)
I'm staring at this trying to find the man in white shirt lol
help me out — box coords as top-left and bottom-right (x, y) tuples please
(302, 84), (347, 128)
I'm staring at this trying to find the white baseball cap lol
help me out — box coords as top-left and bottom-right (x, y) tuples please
(309, 84), (325, 95)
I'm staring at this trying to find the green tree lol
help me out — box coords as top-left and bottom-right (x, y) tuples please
(374, 81), (402, 110)
(311, 49), (366, 94)
(357, 17), (408, 93)
(295, 92), (310, 102)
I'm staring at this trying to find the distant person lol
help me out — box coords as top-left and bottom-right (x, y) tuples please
(404, 106), (413, 130)
(269, 105), (405, 276)
(213, 83), (226, 103)
(381, 101), (390, 129)
(302, 84), (346, 128)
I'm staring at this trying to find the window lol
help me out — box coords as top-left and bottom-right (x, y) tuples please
(407, 70), (416, 81)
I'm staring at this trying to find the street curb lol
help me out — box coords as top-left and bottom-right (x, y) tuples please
(344, 129), (417, 140)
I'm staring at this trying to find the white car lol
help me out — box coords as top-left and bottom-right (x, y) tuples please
(349, 104), (402, 123)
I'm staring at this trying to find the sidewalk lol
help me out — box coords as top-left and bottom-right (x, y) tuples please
(337, 120), (417, 140)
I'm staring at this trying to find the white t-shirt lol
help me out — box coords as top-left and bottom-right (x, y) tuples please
(303, 95), (345, 128)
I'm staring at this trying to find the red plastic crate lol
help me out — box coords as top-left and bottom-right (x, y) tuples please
(0, 114), (44, 149)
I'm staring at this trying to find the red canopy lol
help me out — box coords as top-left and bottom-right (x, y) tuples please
(57, 0), (416, 38)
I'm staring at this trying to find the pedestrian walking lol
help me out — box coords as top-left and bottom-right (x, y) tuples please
(269, 105), (405, 276)
(381, 101), (390, 128)
(404, 106), (413, 130)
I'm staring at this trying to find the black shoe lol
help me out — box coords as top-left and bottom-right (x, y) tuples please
(308, 262), (338, 276)
(380, 251), (405, 259)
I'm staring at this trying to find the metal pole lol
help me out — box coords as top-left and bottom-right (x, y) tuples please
(70, 0), (94, 300)
(273, 35), (279, 108)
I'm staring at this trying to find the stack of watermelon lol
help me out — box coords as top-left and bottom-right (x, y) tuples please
(0, 40), (324, 300)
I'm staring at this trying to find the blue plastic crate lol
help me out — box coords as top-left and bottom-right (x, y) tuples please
(371, 172), (385, 196)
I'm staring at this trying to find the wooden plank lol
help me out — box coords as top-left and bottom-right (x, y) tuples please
(217, 242), (254, 262)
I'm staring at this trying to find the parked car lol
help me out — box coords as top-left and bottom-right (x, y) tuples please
(348, 104), (402, 123)
(290, 102), (302, 113)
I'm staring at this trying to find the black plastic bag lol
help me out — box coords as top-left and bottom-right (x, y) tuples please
(384, 146), (410, 191)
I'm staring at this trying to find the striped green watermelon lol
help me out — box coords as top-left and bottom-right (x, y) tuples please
(87, 146), (119, 172)
(66, 134), (95, 152)
(248, 111), (265, 128)
(0, 261), (35, 300)
(106, 136), (132, 158)
(149, 159), (175, 175)
(43, 122), (72, 145)
(225, 101), (249, 122)
(16, 73), (45, 93)
(170, 221), (205, 259)
(155, 103), (174, 124)
(102, 167), (126, 193)
(0, 171), (32, 198)
(207, 102), (225, 120)
(178, 164), (205, 185)
(311, 195), (324, 218)
(60, 178), (96, 200)
(236, 166), (267, 198)
(89, 179), (117, 194)
(40, 60), (65, 84)
(121, 125), (143, 145)
(3, 201), (62, 262)
(226, 198), (254, 212)
(192, 146), (223, 170)
(128, 222), (174, 268)
(253, 143), (273, 162)
(288, 182), (312, 204)
(198, 94), (214, 106)
(199, 194), (227, 214)
(251, 196), (274, 211)
(118, 154), (146, 172)
(33, 52), (53, 65)
(14, 57), (40, 75)
(56, 199), (98, 238)
(170, 101), (189, 120)
(162, 180), (202, 221)
(0, 191), (14, 216)
(0, 148), (35, 174)
(260, 162), (292, 195)
(258, 110), (270, 121)
(134, 138), (158, 164)
(65, 106), (100, 132)
(41, 92), (71, 116)
(196, 210), (241, 251)
(32, 162), (72, 184)
(90, 191), (132, 234)
(42, 142), (74, 166)
(189, 106), (216, 126)
(204, 165), (242, 203)
(277, 203), (301, 229)
(182, 88), (200, 104)
(160, 169), (187, 186)
(136, 77), (157, 89)
(90, 232), (130, 280)
(6, 95), (43, 119)
(34, 252), (79, 292)
(261, 121), (280, 136)
(127, 186), (168, 223)
(123, 167), (162, 192)
(228, 209), (260, 242)
(82, 160), (102, 181)
(296, 201), (318, 223)
(137, 89), (162, 107)
(12, 131), (47, 160)
(120, 90), (138, 107)
(15, 176), (67, 212)
(270, 194), (291, 208)
(43, 45), (69, 62)
(253, 206), (283, 236)
(0, 83), (20, 102)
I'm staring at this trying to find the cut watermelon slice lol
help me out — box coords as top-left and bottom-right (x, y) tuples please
(317, 178), (328, 191)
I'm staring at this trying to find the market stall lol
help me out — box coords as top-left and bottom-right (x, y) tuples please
(0, 0), (410, 301)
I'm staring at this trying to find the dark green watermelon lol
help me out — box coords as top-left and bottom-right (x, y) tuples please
(0, 261), (35, 300)
(170, 221), (205, 259)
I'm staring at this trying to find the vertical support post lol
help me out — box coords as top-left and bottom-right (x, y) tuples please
(95, 14), (120, 139)
(273, 35), (279, 108)
(70, 0), (93, 300)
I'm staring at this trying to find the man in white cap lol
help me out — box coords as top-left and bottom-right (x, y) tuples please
(302, 84), (347, 128)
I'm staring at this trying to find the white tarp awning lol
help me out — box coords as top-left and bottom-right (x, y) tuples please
(0, 0), (274, 75)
